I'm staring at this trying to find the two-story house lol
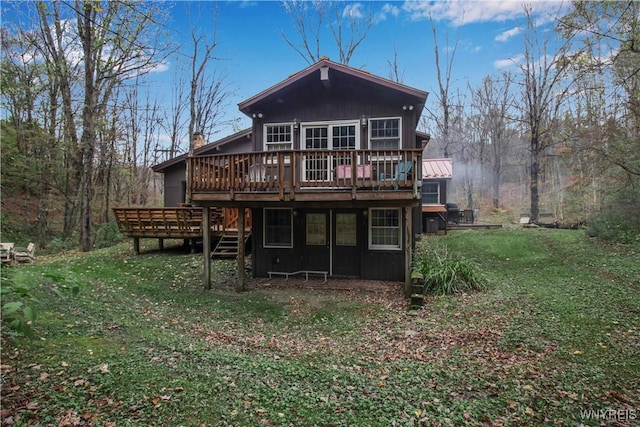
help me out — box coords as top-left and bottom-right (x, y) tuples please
(152, 58), (429, 291)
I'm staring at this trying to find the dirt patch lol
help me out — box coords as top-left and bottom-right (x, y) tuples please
(247, 276), (404, 293)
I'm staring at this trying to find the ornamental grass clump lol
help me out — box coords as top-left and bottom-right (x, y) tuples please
(413, 242), (487, 295)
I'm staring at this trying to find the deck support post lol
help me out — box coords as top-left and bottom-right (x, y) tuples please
(404, 207), (412, 296)
(158, 238), (164, 250)
(133, 237), (140, 255)
(236, 207), (246, 292)
(203, 206), (211, 290)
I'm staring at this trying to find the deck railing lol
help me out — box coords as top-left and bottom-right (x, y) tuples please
(112, 207), (251, 238)
(189, 149), (423, 196)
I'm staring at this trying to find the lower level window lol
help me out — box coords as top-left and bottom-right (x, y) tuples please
(264, 208), (292, 248)
(369, 208), (401, 250)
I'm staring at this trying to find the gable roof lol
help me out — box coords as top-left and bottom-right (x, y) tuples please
(422, 158), (453, 179)
(152, 128), (252, 173)
(238, 58), (428, 117)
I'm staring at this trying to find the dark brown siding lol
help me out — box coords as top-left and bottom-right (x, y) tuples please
(361, 251), (405, 281)
(252, 208), (303, 276)
(440, 180), (448, 204)
(163, 166), (186, 207)
(250, 80), (420, 152)
(252, 206), (407, 281)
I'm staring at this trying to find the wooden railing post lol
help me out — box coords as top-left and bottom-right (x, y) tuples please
(278, 153), (285, 199)
(236, 207), (245, 292)
(188, 148), (422, 196)
(404, 206), (413, 296)
(203, 206), (211, 290)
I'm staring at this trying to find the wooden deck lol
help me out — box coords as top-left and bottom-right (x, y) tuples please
(189, 149), (423, 205)
(112, 207), (251, 254)
(446, 221), (503, 230)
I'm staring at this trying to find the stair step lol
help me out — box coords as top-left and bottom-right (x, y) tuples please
(212, 231), (251, 258)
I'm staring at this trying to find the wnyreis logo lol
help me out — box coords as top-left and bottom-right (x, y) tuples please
(580, 408), (637, 422)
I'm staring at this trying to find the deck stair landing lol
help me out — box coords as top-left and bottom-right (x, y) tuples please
(213, 231), (251, 258)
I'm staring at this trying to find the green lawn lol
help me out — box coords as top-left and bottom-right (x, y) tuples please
(2, 229), (639, 426)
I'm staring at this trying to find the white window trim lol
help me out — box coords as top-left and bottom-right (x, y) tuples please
(368, 207), (402, 251)
(263, 208), (293, 249)
(422, 181), (441, 205)
(301, 120), (361, 150)
(263, 123), (294, 151)
(368, 117), (402, 150)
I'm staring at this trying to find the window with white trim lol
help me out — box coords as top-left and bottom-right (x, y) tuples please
(421, 182), (440, 205)
(369, 208), (401, 250)
(301, 121), (359, 182)
(332, 124), (357, 150)
(369, 118), (401, 150)
(264, 208), (293, 248)
(264, 124), (293, 151)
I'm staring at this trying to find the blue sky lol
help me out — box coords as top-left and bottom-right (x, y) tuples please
(1, 0), (569, 144)
(156, 0), (568, 138)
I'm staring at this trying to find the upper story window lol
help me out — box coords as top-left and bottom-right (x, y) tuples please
(265, 124), (293, 151)
(422, 182), (440, 205)
(332, 124), (357, 150)
(302, 121), (359, 151)
(369, 118), (401, 150)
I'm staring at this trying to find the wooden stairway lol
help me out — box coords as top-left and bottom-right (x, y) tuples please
(212, 231), (251, 258)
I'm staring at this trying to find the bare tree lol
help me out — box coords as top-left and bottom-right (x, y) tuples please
(386, 43), (405, 83)
(424, 15), (461, 159)
(183, 2), (233, 203)
(471, 73), (517, 209)
(164, 64), (188, 157)
(35, 1), (83, 238)
(280, 0), (373, 65)
(60, 1), (170, 251)
(119, 80), (163, 207)
(513, 5), (572, 221)
(558, 0), (640, 179)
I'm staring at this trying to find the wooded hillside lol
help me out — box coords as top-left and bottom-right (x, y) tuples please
(1, 1), (638, 249)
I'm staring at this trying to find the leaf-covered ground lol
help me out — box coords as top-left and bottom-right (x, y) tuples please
(1, 229), (639, 426)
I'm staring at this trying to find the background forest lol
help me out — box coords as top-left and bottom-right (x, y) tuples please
(1, 0), (639, 251)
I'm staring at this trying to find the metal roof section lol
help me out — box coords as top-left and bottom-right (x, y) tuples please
(422, 158), (453, 179)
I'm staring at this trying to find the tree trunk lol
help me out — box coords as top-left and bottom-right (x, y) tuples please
(530, 139), (541, 221)
(492, 170), (500, 209)
(79, 2), (97, 252)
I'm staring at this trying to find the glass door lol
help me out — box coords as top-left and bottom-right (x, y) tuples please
(301, 122), (359, 184)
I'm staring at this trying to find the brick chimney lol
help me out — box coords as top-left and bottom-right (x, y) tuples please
(193, 132), (205, 150)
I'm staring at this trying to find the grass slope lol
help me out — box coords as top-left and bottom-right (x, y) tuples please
(1, 230), (639, 426)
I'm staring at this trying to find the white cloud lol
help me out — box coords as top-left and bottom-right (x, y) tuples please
(402, 1), (566, 27)
(494, 54), (524, 69)
(374, 3), (401, 23)
(495, 26), (522, 42)
(148, 61), (171, 74)
(238, 1), (258, 8)
(343, 3), (364, 19)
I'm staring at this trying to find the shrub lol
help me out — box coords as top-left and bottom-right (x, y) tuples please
(46, 237), (75, 253)
(587, 187), (640, 244)
(1, 267), (81, 338)
(413, 242), (487, 295)
(93, 221), (124, 248)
